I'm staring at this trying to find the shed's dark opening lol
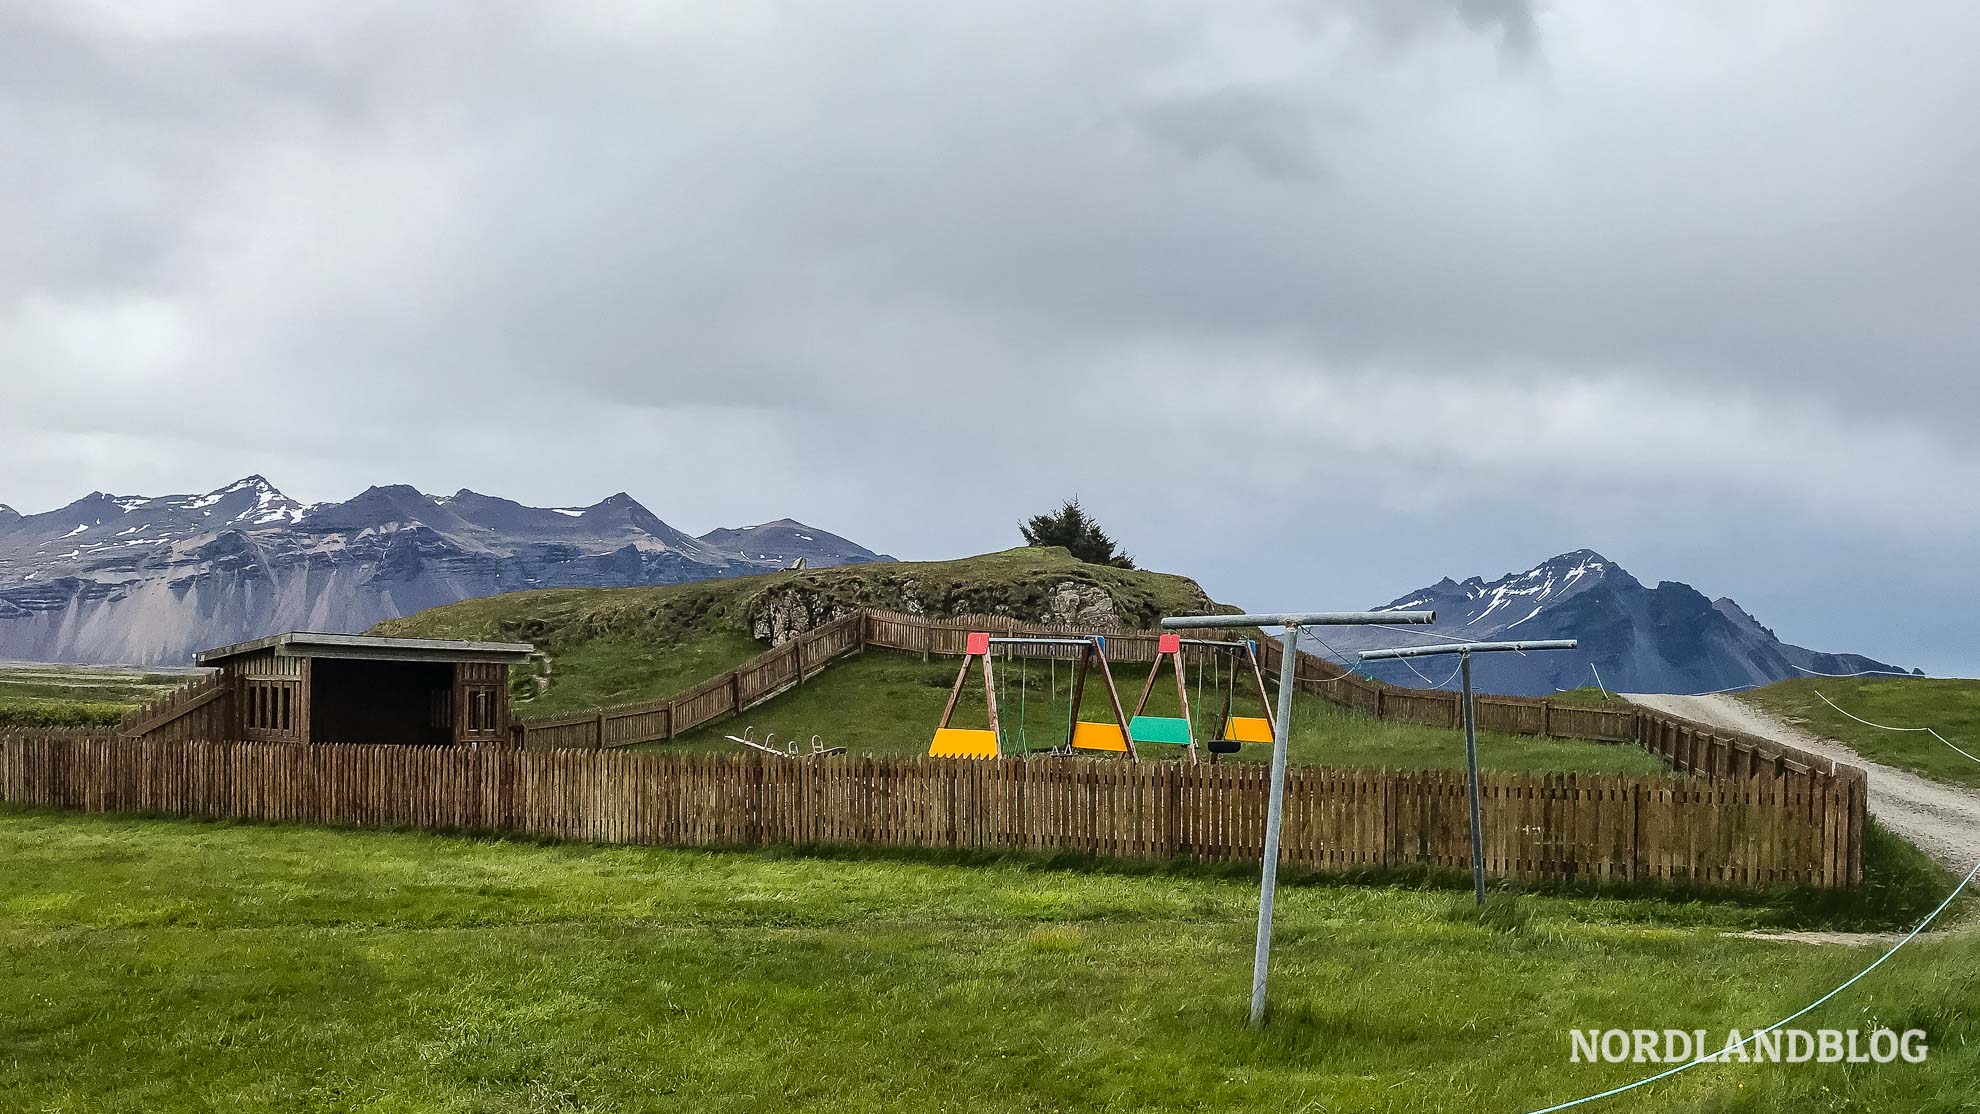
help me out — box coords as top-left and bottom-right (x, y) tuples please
(309, 658), (454, 746)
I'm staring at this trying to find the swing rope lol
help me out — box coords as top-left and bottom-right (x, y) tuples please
(1016, 652), (1030, 754)
(1193, 645), (1205, 738)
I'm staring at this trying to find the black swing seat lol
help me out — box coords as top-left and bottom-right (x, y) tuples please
(1206, 739), (1241, 755)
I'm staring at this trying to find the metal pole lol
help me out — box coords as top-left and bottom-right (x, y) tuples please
(1249, 625), (1301, 1027)
(1461, 651), (1485, 906)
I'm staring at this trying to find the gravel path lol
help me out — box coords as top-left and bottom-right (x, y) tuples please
(1624, 693), (1980, 872)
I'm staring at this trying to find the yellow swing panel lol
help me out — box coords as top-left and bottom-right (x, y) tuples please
(1222, 716), (1275, 744)
(929, 728), (1000, 760)
(1071, 721), (1129, 752)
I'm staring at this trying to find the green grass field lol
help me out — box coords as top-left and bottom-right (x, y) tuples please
(0, 806), (1966, 1112)
(0, 663), (188, 729)
(1738, 677), (1980, 789)
(650, 650), (1671, 775)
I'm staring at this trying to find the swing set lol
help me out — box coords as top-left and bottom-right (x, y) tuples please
(1125, 633), (1277, 760)
(927, 632), (1137, 761)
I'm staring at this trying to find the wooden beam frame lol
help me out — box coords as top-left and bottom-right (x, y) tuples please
(1129, 633), (1198, 763)
(934, 633), (1002, 756)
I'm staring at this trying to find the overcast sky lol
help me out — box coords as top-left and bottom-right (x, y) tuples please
(5, 1), (1978, 673)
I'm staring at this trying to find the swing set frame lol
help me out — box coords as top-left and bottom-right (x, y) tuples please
(928, 632), (1138, 761)
(1127, 634), (1277, 761)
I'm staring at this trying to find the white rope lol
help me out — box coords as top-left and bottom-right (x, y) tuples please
(1395, 654), (1465, 690)
(1791, 663), (1926, 679)
(1299, 630), (1358, 666)
(1371, 623), (1490, 646)
(1810, 689), (1980, 765)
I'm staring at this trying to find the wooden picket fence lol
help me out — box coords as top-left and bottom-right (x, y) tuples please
(115, 673), (233, 741)
(512, 614), (865, 750)
(0, 735), (1862, 888)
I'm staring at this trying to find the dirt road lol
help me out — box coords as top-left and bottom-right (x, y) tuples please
(1625, 692), (1980, 872)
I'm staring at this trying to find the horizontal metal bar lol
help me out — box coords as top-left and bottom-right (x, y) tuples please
(985, 636), (1097, 647)
(1356, 639), (1578, 661)
(1161, 611), (1434, 630)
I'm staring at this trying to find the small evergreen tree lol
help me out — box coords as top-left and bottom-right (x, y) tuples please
(1020, 499), (1135, 569)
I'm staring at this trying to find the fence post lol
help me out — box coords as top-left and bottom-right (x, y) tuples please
(594, 712), (606, 750)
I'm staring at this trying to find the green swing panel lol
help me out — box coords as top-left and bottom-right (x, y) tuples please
(1128, 715), (1193, 747)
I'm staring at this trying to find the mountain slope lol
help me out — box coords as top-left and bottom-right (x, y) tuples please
(698, 519), (894, 567)
(1314, 549), (1913, 697)
(0, 477), (890, 665)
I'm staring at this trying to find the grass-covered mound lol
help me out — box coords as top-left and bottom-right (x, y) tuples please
(0, 806), (1965, 1111)
(373, 547), (1222, 717)
(1738, 677), (1980, 788)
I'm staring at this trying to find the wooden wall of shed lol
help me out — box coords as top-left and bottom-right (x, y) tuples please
(221, 649), (307, 744)
(452, 662), (512, 746)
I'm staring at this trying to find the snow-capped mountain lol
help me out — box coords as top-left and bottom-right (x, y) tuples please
(0, 477), (893, 665)
(699, 519), (881, 568)
(1310, 549), (1913, 697)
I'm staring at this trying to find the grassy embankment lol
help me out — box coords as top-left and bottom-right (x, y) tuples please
(0, 805), (1966, 1113)
(1737, 677), (1980, 789)
(373, 546), (1216, 718)
(0, 664), (186, 729)
(380, 549), (1663, 773)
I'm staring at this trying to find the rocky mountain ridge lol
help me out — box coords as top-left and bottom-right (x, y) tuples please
(1312, 549), (1914, 697)
(0, 477), (891, 664)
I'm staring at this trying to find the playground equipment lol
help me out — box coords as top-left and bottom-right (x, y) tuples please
(928, 632), (1137, 761)
(1126, 634), (1279, 761)
(725, 727), (847, 759)
(1124, 633), (1275, 763)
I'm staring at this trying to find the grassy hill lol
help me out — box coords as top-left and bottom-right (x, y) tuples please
(1738, 677), (1980, 788)
(373, 547), (1219, 716)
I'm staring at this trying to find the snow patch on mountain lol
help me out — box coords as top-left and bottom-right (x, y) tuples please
(0, 477), (893, 664)
(1327, 549), (1908, 697)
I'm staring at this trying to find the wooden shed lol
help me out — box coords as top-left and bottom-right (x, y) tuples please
(191, 633), (536, 747)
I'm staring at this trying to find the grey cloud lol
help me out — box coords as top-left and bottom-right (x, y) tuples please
(1134, 87), (1337, 182)
(3, 1), (1978, 674)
